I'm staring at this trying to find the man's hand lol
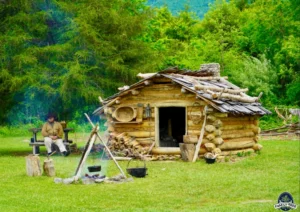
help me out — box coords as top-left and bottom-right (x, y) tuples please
(50, 135), (58, 140)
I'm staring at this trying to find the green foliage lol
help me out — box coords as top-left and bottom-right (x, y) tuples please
(0, 0), (299, 128)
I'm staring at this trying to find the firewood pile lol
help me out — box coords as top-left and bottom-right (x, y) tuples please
(109, 132), (181, 160)
(109, 132), (147, 158)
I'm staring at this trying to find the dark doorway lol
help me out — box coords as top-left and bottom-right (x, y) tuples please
(159, 107), (186, 147)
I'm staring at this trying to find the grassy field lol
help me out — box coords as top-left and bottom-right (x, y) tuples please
(0, 135), (299, 212)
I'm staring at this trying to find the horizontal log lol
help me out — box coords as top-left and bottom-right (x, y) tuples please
(221, 124), (255, 130)
(223, 137), (255, 143)
(221, 120), (256, 126)
(222, 129), (254, 136)
(219, 148), (254, 156)
(194, 84), (248, 94)
(152, 78), (173, 83)
(112, 120), (155, 127)
(151, 147), (207, 155)
(221, 132), (255, 139)
(180, 74), (228, 81)
(210, 91), (258, 103)
(218, 141), (255, 150)
(114, 126), (155, 132)
(213, 113), (228, 118)
(184, 138), (210, 144)
(125, 131), (155, 138)
(118, 100), (198, 107)
(219, 116), (256, 121)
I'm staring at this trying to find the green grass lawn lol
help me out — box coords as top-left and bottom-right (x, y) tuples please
(0, 136), (299, 212)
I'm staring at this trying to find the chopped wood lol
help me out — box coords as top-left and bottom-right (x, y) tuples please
(179, 143), (195, 162)
(26, 155), (42, 177)
(43, 159), (55, 177)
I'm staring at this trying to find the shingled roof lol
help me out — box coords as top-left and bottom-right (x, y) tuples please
(93, 64), (271, 116)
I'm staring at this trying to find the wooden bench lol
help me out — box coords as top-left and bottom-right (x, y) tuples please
(29, 127), (73, 155)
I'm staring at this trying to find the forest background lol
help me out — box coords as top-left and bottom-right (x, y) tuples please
(0, 0), (299, 133)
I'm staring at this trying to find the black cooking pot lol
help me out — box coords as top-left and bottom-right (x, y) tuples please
(205, 158), (216, 164)
(126, 159), (147, 178)
(88, 165), (101, 172)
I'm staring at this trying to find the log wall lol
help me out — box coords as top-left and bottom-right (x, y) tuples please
(103, 80), (262, 158)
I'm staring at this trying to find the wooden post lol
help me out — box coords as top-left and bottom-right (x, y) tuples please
(74, 127), (98, 181)
(136, 103), (143, 122)
(25, 155), (42, 177)
(179, 143), (195, 162)
(43, 159), (55, 177)
(192, 106), (208, 162)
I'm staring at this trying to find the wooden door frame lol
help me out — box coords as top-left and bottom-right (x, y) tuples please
(155, 105), (187, 147)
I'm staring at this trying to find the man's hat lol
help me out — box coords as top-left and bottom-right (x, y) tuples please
(46, 112), (57, 120)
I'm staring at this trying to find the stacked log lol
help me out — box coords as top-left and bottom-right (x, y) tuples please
(109, 133), (149, 159)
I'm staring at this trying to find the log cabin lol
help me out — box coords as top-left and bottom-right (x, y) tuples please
(93, 63), (271, 160)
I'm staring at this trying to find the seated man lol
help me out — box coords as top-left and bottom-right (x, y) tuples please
(42, 113), (70, 156)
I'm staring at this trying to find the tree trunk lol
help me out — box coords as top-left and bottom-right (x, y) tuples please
(179, 143), (195, 162)
(25, 155), (42, 177)
(43, 159), (55, 177)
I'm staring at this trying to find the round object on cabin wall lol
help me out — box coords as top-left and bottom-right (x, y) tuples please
(113, 106), (137, 122)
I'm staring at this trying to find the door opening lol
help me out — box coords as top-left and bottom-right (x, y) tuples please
(159, 107), (186, 147)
